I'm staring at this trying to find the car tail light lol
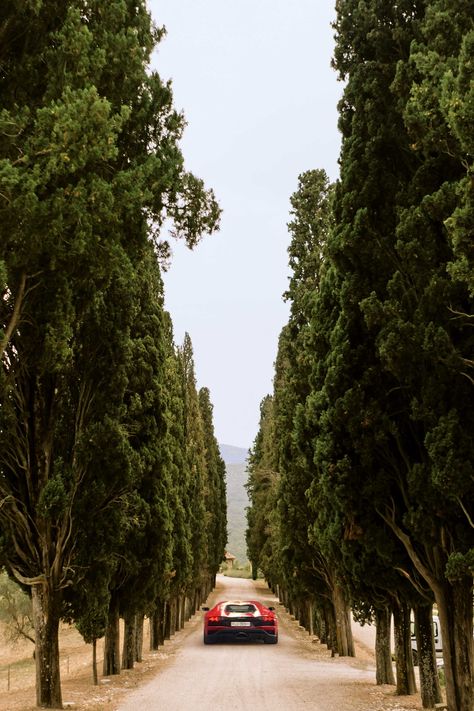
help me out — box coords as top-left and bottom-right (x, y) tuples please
(208, 615), (220, 623)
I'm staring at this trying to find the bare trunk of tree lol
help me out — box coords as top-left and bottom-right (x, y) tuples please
(31, 584), (63, 709)
(150, 600), (165, 650)
(170, 597), (177, 636)
(92, 639), (98, 686)
(176, 596), (184, 630)
(324, 599), (337, 656)
(307, 599), (314, 636)
(375, 606), (395, 686)
(122, 613), (136, 670)
(103, 597), (120, 676)
(393, 599), (416, 696)
(135, 614), (144, 662)
(333, 583), (355, 657)
(164, 600), (171, 640)
(413, 604), (441, 708)
(185, 595), (192, 622)
(314, 605), (326, 644)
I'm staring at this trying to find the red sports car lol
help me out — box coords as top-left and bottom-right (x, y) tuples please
(201, 600), (278, 644)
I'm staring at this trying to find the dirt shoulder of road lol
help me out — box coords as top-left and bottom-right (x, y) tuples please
(0, 612), (202, 711)
(277, 602), (426, 711)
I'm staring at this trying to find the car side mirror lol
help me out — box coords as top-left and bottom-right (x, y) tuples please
(201, 606), (210, 611)
(268, 606), (275, 611)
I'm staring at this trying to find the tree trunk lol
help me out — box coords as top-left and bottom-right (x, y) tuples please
(324, 600), (337, 655)
(315, 606), (326, 644)
(122, 613), (136, 670)
(92, 639), (98, 686)
(194, 587), (201, 613)
(31, 584), (63, 709)
(435, 578), (474, 711)
(333, 583), (355, 657)
(170, 597), (177, 636)
(289, 597), (295, 617)
(164, 600), (171, 640)
(413, 604), (441, 708)
(393, 599), (416, 696)
(135, 614), (144, 662)
(185, 595), (192, 622)
(307, 599), (314, 636)
(150, 600), (166, 649)
(178, 596), (185, 630)
(375, 606), (395, 685)
(103, 596), (120, 676)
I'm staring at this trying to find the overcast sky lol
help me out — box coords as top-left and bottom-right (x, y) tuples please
(148, 0), (342, 450)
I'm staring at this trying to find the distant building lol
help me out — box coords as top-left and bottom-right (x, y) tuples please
(224, 551), (236, 570)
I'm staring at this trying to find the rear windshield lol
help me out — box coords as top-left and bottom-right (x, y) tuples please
(225, 604), (257, 614)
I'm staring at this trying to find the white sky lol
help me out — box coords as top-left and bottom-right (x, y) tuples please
(148, 0), (342, 449)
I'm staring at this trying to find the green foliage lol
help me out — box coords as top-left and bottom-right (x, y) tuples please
(37, 472), (68, 520)
(199, 386), (228, 576)
(245, 396), (280, 585)
(225, 461), (249, 564)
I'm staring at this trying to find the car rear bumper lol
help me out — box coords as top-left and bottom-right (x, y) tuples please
(205, 627), (277, 643)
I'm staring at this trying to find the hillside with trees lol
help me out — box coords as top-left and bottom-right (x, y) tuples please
(217, 445), (248, 566)
(0, 1), (226, 708)
(225, 466), (249, 565)
(246, 3), (474, 711)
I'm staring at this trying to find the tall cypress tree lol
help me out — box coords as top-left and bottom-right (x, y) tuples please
(178, 334), (209, 606)
(199, 387), (227, 586)
(246, 395), (281, 588)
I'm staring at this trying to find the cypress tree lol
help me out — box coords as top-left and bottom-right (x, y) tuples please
(246, 396), (281, 589)
(199, 387), (228, 587)
(177, 334), (208, 609)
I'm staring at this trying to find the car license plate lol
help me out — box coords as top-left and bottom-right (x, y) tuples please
(231, 621), (251, 627)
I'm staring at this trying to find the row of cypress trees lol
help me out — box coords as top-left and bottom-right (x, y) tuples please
(246, 2), (473, 711)
(0, 2), (226, 708)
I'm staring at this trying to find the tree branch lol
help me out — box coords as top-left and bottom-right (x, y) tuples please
(456, 496), (474, 529)
(1, 272), (27, 358)
(376, 500), (441, 598)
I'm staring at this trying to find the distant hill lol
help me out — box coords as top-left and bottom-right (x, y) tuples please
(220, 445), (250, 564)
(219, 443), (248, 465)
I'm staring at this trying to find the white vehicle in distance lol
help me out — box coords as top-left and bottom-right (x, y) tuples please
(411, 615), (442, 666)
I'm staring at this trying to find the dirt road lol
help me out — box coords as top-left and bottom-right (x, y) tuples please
(115, 576), (421, 711)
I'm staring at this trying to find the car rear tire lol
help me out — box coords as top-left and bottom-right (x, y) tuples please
(203, 632), (214, 645)
(265, 635), (278, 644)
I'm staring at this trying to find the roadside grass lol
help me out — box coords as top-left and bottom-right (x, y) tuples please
(222, 567), (251, 579)
(0, 656), (34, 673)
(222, 565), (264, 579)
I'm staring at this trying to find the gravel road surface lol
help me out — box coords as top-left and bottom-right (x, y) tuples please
(115, 575), (422, 711)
